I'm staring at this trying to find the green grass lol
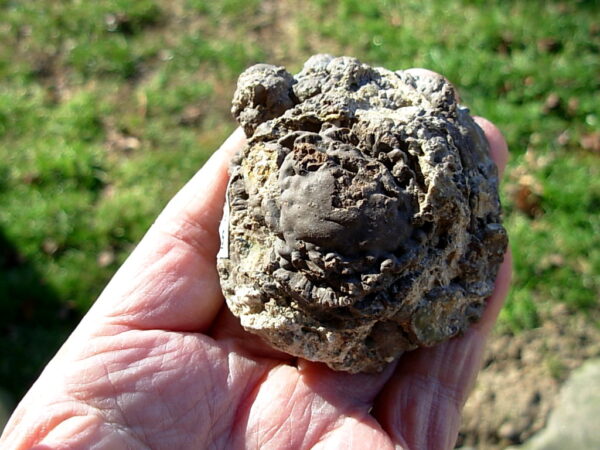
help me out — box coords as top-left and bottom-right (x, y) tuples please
(0, 0), (599, 401)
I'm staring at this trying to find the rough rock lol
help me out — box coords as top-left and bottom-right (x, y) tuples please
(217, 54), (507, 373)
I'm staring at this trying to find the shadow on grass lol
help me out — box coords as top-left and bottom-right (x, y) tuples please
(0, 228), (81, 406)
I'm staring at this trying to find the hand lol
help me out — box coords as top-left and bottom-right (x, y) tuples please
(1, 76), (511, 450)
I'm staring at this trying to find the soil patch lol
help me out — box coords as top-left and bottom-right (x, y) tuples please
(458, 305), (600, 449)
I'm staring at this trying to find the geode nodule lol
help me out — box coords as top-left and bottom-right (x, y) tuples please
(217, 55), (508, 373)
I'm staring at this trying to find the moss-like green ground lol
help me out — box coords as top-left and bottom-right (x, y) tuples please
(1, 0), (598, 409)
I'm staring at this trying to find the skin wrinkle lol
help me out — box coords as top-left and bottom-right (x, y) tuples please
(245, 361), (398, 448)
(26, 400), (91, 448)
(300, 392), (358, 450)
(282, 374), (318, 448)
(305, 418), (346, 450)
(71, 334), (153, 386)
(304, 412), (359, 450)
(233, 366), (306, 449)
(288, 377), (323, 449)
(65, 331), (198, 446)
(90, 332), (230, 447)
(108, 420), (154, 450)
(139, 274), (189, 322)
(158, 393), (202, 444)
(205, 343), (274, 447)
(98, 251), (181, 323)
(242, 367), (302, 448)
(203, 348), (223, 444)
(70, 355), (127, 404)
(285, 392), (297, 449)
(100, 237), (220, 332)
(153, 351), (186, 428)
(155, 340), (217, 444)
(309, 416), (395, 450)
(236, 371), (278, 447)
(421, 375), (462, 450)
(152, 214), (219, 267)
(221, 357), (268, 446)
(29, 391), (146, 449)
(138, 345), (182, 439)
(241, 366), (380, 450)
(98, 351), (123, 421)
(292, 383), (337, 448)
(105, 420), (152, 450)
(302, 398), (325, 447)
(215, 349), (269, 443)
(74, 338), (151, 445)
(34, 415), (106, 449)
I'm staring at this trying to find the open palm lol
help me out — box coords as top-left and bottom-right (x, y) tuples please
(1, 94), (510, 450)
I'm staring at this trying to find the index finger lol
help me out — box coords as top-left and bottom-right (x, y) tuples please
(87, 128), (247, 332)
(474, 116), (509, 177)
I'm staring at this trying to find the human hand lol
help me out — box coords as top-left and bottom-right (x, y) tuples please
(1, 73), (511, 450)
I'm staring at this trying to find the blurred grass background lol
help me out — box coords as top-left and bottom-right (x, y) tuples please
(0, 0), (598, 410)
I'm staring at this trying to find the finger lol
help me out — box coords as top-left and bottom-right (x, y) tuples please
(372, 250), (512, 450)
(474, 116), (509, 177)
(87, 128), (246, 332)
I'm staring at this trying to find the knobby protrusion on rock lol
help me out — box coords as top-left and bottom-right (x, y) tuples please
(217, 54), (508, 373)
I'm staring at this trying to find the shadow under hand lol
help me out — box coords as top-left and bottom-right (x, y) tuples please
(0, 228), (81, 404)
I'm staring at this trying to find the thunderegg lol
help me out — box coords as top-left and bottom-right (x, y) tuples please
(217, 54), (508, 373)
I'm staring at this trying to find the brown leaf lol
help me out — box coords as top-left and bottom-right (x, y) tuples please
(500, 80), (513, 94)
(105, 13), (133, 34)
(98, 249), (115, 267)
(42, 239), (59, 255)
(22, 172), (40, 185)
(542, 93), (561, 114)
(496, 33), (514, 55)
(556, 130), (570, 147)
(580, 132), (600, 154)
(106, 130), (141, 154)
(567, 97), (579, 115)
(537, 37), (562, 54)
(179, 105), (205, 126)
(514, 184), (543, 218)
(539, 253), (566, 270)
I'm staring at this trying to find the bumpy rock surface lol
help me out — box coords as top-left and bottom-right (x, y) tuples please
(217, 55), (507, 373)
